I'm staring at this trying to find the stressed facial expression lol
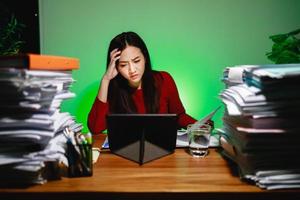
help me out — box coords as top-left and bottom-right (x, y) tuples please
(117, 46), (145, 89)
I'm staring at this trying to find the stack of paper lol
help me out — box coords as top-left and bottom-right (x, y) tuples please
(219, 64), (300, 190)
(0, 54), (82, 186)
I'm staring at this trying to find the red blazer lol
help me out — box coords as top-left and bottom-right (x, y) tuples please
(88, 71), (196, 134)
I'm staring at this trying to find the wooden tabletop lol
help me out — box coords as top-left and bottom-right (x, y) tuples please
(1, 134), (300, 200)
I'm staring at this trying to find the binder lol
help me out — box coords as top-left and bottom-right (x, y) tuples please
(0, 54), (79, 70)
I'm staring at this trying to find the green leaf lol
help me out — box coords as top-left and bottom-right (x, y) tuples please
(288, 28), (300, 36)
(269, 34), (288, 43)
(267, 28), (300, 64)
(0, 14), (25, 55)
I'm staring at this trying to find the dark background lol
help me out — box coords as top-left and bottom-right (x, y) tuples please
(0, 0), (40, 53)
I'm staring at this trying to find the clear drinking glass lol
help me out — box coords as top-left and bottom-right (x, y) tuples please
(187, 124), (211, 157)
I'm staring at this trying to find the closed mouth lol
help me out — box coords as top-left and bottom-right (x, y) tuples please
(130, 74), (138, 79)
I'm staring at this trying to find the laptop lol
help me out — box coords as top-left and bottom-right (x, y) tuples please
(106, 114), (178, 164)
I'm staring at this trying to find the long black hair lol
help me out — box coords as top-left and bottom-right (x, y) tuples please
(106, 31), (160, 113)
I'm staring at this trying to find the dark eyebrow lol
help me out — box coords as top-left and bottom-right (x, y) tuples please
(119, 56), (140, 63)
(132, 56), (140, 60)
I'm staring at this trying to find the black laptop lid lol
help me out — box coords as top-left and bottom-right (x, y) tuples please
(106, 114), (178, 164)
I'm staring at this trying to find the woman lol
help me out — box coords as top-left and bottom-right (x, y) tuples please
(88, 31), (209, 134)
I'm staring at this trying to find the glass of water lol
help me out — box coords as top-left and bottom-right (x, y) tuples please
(187, 124), (211, 157)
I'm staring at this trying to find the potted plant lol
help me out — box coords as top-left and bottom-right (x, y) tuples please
(0, 14), (25, 56)
(266, 28), (300, 64)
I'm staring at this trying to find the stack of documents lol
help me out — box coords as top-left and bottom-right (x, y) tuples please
(0, 54), (82, 186)
(219, 64), (300, 190)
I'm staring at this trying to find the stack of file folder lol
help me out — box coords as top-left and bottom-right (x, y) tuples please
(0, 54), (83, 186)
(219, 64), (300, 190)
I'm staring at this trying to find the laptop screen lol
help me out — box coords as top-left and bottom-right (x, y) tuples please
(106, 114), (178, 164)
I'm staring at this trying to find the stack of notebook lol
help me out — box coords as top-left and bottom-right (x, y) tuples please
(219, 64), (300, 190)
(0, 54), (83, 186)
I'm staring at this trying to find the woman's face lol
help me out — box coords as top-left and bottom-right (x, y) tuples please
(117, 45), (145, 89)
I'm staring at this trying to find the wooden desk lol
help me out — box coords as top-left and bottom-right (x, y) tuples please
(1, 134), (300, 200)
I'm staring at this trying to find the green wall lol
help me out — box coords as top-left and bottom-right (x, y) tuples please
(39, 0), (300, 132)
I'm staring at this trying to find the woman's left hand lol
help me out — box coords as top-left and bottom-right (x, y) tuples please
(205, 119), (214, 129)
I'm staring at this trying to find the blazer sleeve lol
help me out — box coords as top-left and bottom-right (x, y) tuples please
(87, 97), (109, 134)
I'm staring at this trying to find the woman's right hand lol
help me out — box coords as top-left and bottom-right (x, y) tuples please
(102, 48), (121, 81)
